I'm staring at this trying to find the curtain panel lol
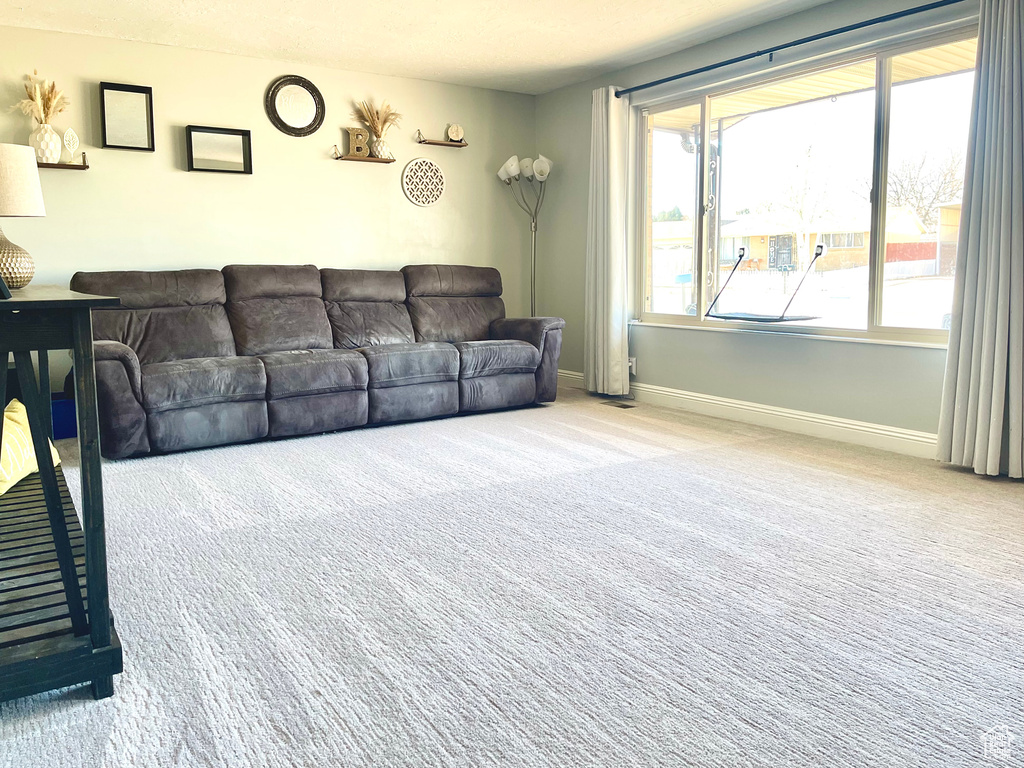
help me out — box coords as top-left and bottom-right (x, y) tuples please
(584, 86), (631, 396)
(938, 0), (1024, 478)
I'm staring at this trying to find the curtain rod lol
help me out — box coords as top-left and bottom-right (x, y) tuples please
(615, 0), (970, 98)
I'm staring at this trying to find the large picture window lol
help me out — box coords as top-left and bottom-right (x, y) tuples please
(641, 32), (977, 341)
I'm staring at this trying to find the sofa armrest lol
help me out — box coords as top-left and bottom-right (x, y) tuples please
(93, 341), (150, 458)
(489, 317), (565, 353)
(94, 340), (142, 400)
(489, 317), (565, 403)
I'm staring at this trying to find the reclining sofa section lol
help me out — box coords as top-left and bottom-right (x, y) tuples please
(69, 264), (565, 459)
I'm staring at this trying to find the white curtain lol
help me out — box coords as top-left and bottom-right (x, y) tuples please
(584, 86), (631, 395)
(938, 0), (1024, 478)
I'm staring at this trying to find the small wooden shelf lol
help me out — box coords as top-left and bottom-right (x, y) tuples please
(334, 155), (395, 164)
(417, 138), (468, 148)
(37, 154), (89, 171)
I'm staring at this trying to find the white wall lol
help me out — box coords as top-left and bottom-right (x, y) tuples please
(535, 0), (972, 435)
(0, 26), (536, 310)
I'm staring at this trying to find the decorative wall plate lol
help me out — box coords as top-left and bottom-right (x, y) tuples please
(402, 157), (445, 207)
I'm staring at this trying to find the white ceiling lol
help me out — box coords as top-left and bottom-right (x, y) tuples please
(0, 0), (831, 94)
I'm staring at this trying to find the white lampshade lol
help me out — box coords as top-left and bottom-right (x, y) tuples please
(0, 144), (45, 217)
(520, 157), (535, 179)
(533, 154), (552, 182)
(503, 155), (521, 178)
(497, 166), (510, 181)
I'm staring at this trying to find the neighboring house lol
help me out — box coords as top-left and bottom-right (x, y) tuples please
(648, 202), (949, 314)
(654, 206), (932, 273)
(936, 202), (962, 275)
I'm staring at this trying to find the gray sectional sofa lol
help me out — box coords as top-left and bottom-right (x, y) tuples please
(69, 264), (564, 459)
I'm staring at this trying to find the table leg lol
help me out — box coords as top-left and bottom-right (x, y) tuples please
(0, 350), (7, 447)
(13, 350), (89, 636)
(36, 350), (52, 440)
(71, 309), (114, 699)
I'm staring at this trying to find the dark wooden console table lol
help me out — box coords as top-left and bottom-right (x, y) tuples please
(0, 286), (123, 703)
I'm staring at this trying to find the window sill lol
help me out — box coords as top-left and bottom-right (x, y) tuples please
(630, 319), (949, 349)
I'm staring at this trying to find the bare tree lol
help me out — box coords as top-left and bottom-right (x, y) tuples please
(886, 151), (965, 230)
(763, 145), (838, 266)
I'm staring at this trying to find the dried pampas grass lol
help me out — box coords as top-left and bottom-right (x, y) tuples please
(14, 70), (70, 125)
(351, 100), (401, 139)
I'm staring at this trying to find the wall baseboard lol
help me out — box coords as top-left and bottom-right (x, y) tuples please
(557, 370), (938, 459)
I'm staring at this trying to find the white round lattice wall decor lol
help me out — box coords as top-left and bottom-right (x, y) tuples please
(402, 157), (446, 207)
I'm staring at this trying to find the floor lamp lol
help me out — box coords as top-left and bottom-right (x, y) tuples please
(497, 154), (553, 317)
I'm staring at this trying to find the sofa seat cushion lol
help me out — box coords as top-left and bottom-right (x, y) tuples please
(455, 340), (541, 379)
(141, 357), (267, 413)
(259, 349), (368, 400)
(359, 342), (458, 389)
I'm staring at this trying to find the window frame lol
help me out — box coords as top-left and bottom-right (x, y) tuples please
(636, 23), (979, 346)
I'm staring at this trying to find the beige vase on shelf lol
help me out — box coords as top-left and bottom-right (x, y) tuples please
(29, 123), (62, 164)
(370, 135), (394, 160)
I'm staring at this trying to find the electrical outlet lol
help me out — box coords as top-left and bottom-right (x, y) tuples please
(628, 357), (637, 376)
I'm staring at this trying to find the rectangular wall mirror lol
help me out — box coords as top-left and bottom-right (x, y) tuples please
(100, 82), (155, 151)
(185, 126), (252, 174)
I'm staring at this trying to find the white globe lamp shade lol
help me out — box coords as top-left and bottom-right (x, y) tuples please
(520, 157), (535, 179)
(497, 165), (510, 181)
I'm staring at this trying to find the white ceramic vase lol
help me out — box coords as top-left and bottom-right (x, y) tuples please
(370, 136), (394, 160)
(30, 123), (62, 164)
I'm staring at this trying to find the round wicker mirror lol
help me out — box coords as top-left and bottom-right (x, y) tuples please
(265, 75), (325, 137)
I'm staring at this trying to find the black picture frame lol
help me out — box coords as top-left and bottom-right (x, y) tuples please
(265, 75), (325, 137)
(185, 126), (253, 174)
(99, 82), (155, 151)
(0, 274), (11, 300)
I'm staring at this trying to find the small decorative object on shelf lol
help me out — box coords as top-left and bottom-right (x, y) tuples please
(414, 127), (468, 148)
(346, 127), (370, 157)
(352, 99), (401, 160)
(15, 71), (69, 165)
(63, 127), (79, 162)
(100, 82), (155, 151)
(30, 125), (61, 165)
(265, 75), (325, 137)
(402, 157), (445, 206)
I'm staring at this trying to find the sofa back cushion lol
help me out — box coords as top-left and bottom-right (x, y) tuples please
(222, 265), (332, 356)
(401, 265), (505, 343)
(321, 269), (415, 349)
(70, 269), (235, 365)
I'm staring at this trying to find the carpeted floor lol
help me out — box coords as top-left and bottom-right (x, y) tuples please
(1, 387), (1022, 767)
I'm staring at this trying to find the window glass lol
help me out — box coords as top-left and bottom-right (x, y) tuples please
(640, 32), (977, 339)
(647, 104), (701, 315)
(707, 60), (876, 328)
(881, 38), (976, 329)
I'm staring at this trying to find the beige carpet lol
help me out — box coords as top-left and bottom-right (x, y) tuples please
(1, 387), (1022, 767)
